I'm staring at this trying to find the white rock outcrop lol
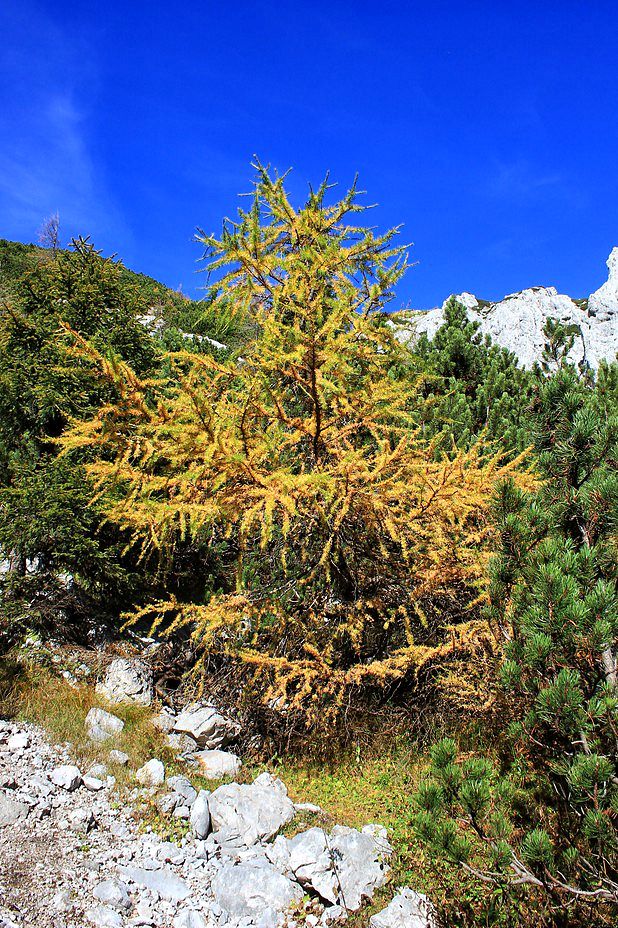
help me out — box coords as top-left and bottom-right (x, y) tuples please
(392, 248), (618, 370)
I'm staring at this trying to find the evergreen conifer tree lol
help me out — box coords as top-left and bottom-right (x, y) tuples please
(0, 238), (155, 638)
(412, 298), (534, 454)
(414, 368), (618, 925)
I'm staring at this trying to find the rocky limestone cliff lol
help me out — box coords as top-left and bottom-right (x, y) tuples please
(392, 248), (618, 369)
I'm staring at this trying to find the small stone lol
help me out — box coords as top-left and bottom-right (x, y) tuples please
(86, 708), (125, 743)
(158, 841), (185, 864)
(166, 775), (197, 806)
(69, 807), (96, 832)
(155, 792), (179, 815)
(83, 776), (105, 792)
(109, 750), (129, 766)
(173, 910), (206, 928)
(189, 789), (211, 839)
(166, 732), (197, 753)
(86, 905), (124, 928)
(118, 865), (190, 901)
(93, 878), (131, 912)
(295, 802), (323, 815)
(88, 763), (109, 779)
(152, 708), (176, 732)
(194, 749), (242, 780)
(136, 759), (165, 787)
(49, 764), (82, 791)
(321, 905), (347, 925)
(369, 887), (438, 927)
(7, 732), (29, 751)
(0, 793), (29, 826)
(52, 889), (72, 912)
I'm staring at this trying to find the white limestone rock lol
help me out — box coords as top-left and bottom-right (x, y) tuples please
(586, 246), (618, 366)
(96, 658), (153, 706)
(108, 749), (129, 766)
(166, 732), (198, 753)
(118, 865), (191, 901)
(83, 776), (105, 792)
(86, 708), (125, 743)
(86, 905), (124, 928)
(172, 702), (240, 749)
(135, 759), (165, 787)
(286, 824), (392, 911)
(370, 887), (438, 927)
(173, 910), (207, 928)
(194, 749), (242, 780)
(189, 789), (211, 839)
(49, 764), (82, 791)
(210, 857), (303, 920)
(0, 793), (29, 826)
(7, 733), (29, 752)
(208, 772), (295, 846)
(68, 807), (96, 832)
(167, 774), (197, 805)
(93, 878), (131, 912)
(152, 707), (176, 732)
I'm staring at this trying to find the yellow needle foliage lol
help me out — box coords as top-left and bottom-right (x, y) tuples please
(62, 164), (525, 730)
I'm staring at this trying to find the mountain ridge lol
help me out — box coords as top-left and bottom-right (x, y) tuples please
(391, 247), (618, 369)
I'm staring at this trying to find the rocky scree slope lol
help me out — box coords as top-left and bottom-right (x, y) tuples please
(391, 247), (618, 369)
(0, 660), (436, 928)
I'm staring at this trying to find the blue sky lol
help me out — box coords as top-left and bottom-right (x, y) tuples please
(1, 1), (616, 307)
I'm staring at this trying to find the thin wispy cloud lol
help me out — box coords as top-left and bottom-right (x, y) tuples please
(484, 160), (565, 200)
(0, 2), (129, 248)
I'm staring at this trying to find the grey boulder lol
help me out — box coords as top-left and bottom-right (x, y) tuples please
(210, 858), (303, 919)
(194, 749), (242, 779)
(96, 658), (153, 706)
(86, 708), (125, 743)
(209, 772), (295, 846)
(287, 824), (392, 911)
(152, 707), (177, 732)
(370, 887), (438, 928)
(166, 732), (198, 753)
(172, 702), (240, 749)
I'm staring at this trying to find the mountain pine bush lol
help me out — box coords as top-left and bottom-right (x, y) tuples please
(414, 368), (618, 926)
